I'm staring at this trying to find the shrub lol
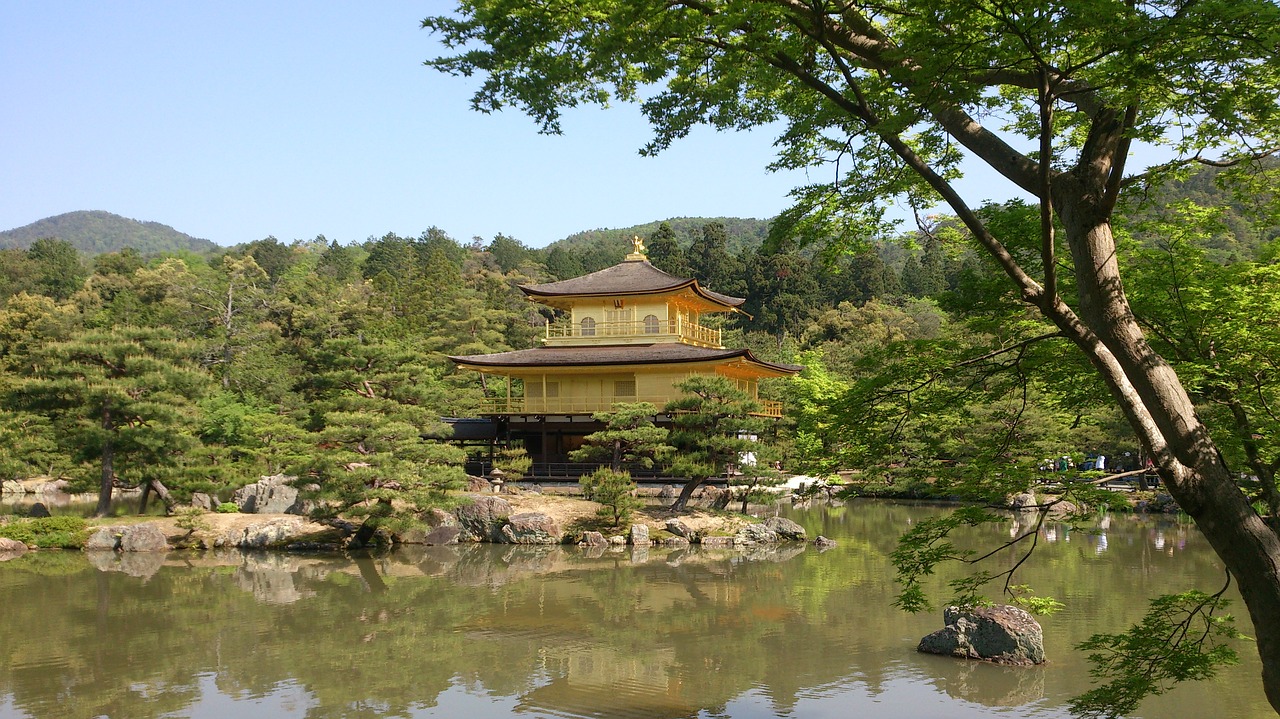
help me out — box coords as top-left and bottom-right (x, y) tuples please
(581, 468), (640, 527)
(215, 502), (239, 513)
(175, 507), (211, 534)
(0, 516), (89, 548)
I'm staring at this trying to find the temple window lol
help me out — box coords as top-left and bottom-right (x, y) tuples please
(581, 317), (596, 336)
(643, 314), (660, 334)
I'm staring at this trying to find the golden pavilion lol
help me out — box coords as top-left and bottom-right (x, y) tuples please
(448, 238), (801, 474)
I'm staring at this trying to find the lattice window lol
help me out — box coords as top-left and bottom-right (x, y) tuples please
(580, 317), (596, 336)
(643, 314), (660, 333)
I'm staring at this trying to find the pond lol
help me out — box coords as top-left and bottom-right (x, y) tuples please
(0, 500), (1270, 719)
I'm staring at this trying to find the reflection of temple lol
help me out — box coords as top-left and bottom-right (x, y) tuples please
(520, 646), (700, 719)
(449, 239), (801, 477)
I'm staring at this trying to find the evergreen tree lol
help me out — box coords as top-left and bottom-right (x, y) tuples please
(646, 222), (692, 276)
(244, 236), (295, 281)
(544, 245), (585, 279)
(5, 326), (209, 516)
(304, 336), (465, 545)
(26, 238), (86, 301)
(569, 402), (673, 472)
(663, 375), (764, 511)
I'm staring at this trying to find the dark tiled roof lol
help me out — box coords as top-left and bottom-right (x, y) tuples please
(449, 343), (802, 375)
(520, 259), (745, 308)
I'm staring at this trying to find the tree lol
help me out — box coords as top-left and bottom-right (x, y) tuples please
(26, 238), (86, 301)
(5, 326), (209, 516)
(646, 222), (692, 277)
(426, 1), (1280, 711)
(663, 376), (764, 511)
(568, 401), (674, 472)
(303, 336), (465, 545)
(579, 467), (641, 527)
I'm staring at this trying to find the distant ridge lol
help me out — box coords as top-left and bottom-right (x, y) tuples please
(549, 216), (771, 253)
(0, 210), (219, 255)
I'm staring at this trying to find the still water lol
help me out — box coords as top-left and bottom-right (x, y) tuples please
(0, 501), (1269, 719)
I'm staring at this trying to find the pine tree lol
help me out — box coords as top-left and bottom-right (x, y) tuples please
(569, 402), (673, 472)
(5, 326), (210, 516)
(663, 376), (765, 511)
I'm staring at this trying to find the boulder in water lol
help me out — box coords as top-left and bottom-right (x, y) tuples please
(918, 605), (1046, 666)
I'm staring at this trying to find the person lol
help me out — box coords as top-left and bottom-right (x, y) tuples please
(1096, 454), (1107, 472)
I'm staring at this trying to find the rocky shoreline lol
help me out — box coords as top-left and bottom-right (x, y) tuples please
(1, 489), (836, 557)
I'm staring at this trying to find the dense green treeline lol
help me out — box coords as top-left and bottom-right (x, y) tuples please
(0, 230), (548, 520)
(2, 168), (1277, 533)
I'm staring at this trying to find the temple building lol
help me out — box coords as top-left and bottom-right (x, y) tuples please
(448, 238), (802, 476)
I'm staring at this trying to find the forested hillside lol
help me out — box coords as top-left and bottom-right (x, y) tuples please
(0, 211), (219, 255)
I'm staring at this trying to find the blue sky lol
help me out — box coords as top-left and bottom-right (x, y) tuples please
(0, 2), (1021, 249)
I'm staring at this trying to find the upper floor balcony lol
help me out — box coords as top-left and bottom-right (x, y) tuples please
(473, 395), (784, 418)
(543, 316), (722, 348)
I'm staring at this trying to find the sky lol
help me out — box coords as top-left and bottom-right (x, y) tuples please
(0, 2), (1024, 249)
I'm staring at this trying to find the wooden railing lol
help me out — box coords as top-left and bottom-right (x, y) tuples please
(544, 318), (721, 347)
(475, 396), (785, 418)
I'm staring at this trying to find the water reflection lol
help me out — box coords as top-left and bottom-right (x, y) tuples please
(0, 501), (1269, 719)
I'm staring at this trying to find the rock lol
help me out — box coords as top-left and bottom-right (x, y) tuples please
(0, 480), (24, 494)
(190, 492), (216, 511)
(1047, 500), (1078, 518)
(0, 537), (28, 556)
(580, 531), (608, 547)
(85, 524), (169, 552)
(812, 535), (837, 548)
(85, 527), (124, 551)
(700, 536), (734, 548)
(500, 512), (561, 545)
(424, 525), (461, 545)
(608, 535), (626, 545)
(118, 524), (169, 552)
(27, 503), (51, 518)
(32, 479), (69, 495)
(702, 486), (732, 510)
(735, 523), (779, 545)
(764, 516), (807, 541)
(657, 535), (690, 547)
(665, 519), (694, 540)
(426, 507), (458, 528)
(917, 605), (1046, 666)
(658, 484), (677, 499)
(233, 475), (302, 514)
(629, 524), (650, 546)
(465, 475), (491, 492)
(454, 495), (512, 542)
(393, 526), (431, 544)
(218, 517), (309, 549)
(1008, 492), (1039, 511)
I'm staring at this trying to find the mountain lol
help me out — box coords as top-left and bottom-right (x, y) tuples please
(0, 211), (219, 255)
(548, 216), (772, 254)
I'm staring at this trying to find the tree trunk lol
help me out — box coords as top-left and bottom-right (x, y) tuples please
(138, 481), (152, 515)
(1054, 197), (1280, 712)
(352, 498), (393, 547)
(95, 407), (114, 518)
(148, 479), (176, 514)
(670, 477), (705, 512)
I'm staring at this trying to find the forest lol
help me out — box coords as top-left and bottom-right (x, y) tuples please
(0, 164), (1274, 525)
